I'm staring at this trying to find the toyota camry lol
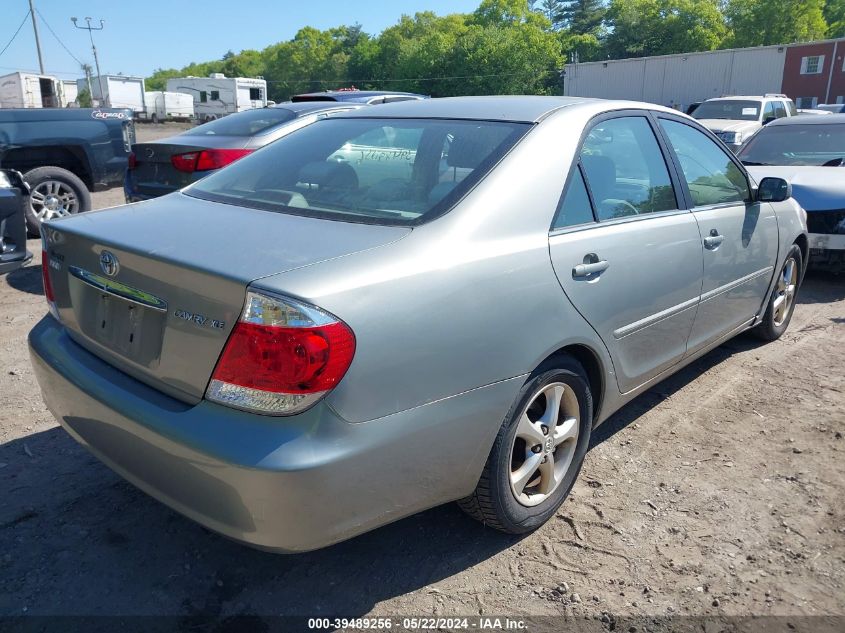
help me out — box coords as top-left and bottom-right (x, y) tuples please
(31, 97), (807, 552)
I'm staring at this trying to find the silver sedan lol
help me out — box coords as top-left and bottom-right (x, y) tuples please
(31, 96), (807, 551)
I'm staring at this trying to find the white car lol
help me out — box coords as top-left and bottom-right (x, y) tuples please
(693, 94), (797, 152)
(739, 114), (845, 270)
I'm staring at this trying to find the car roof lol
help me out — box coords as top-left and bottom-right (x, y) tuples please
(330, 95), (615, 123)
(704, 95), (787, 102)
(291, 90), (427, 102)
(767, 113), (845, 126)
(270, 101), (364, 115)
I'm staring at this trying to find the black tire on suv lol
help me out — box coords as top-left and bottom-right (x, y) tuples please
(23, 166), (92, 237)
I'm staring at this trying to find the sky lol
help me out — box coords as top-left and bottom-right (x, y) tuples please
(1, 0), (481, 80)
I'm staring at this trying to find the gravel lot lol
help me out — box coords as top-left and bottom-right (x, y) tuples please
(1, 122), (843, 626)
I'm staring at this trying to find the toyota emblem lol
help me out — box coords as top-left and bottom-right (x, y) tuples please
(99, 251), (119, 277)
(145, 147), (155, 159)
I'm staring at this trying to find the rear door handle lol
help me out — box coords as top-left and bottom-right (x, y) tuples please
(703, 230), (724, 250)
(572, 259), (610, 279)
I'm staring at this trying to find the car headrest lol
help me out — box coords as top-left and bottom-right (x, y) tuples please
(298, 161), (358, 190)
(447, 135), (486, 169)
(580, 154), (616, 200)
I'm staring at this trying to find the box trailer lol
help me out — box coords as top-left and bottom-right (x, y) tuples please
(79, 75), (146, 113)
(166, 73), (267, 121)
(140, 91), (195, 122)
(58, 80), (78, 107)
(0, 72), (60, 108)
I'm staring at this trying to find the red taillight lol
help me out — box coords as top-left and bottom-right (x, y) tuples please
(206, 292), (355, 415)
(41, 250), (54, 303)
(170, 152), (200, 173)
(171, 149), (252, 173)
(127, 152), (137, 170)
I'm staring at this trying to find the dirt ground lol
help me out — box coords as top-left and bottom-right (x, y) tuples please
(0, 121), (843, 627)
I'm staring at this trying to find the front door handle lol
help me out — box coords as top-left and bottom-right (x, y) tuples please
(572, 259), (610, 279)
(703, 229), (724, 250)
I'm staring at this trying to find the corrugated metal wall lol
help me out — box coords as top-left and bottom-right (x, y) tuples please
(565, 46), (787, 110)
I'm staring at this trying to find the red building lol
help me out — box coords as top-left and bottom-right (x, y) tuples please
(781, 39), (845, 108)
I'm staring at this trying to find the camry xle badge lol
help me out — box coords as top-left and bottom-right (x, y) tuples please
(99, 251), (119, 277)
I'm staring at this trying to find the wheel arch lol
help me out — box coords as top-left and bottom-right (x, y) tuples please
(537, 343), (605, 426)
(3, 145), (94, 190)
(794, 233), (808, 274)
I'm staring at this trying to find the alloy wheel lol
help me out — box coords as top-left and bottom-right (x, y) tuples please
(30, 180), (80, 221)
(509, 382), (580, 507)
(773, 256), (798, 327)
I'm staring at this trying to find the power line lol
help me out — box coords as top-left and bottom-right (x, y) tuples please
(35, 7), (84, 67)
(0, 10), (31, 59)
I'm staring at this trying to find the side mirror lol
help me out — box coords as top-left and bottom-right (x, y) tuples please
(757, 177), (791, 202)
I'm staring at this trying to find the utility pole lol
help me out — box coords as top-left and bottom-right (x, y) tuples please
(29, 0), (45, 74)
(71, 17), (106, 106)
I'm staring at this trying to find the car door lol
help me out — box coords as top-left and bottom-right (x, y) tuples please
(656, 116), (779, 355)
(549, 113), (704, 394)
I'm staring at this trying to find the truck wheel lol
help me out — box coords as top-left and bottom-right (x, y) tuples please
(151, 113), (159, 124)
(24, 166), (92, 237)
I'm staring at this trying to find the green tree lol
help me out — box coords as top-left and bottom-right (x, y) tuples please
(604, 0), (727, 58)
(723, 0), (828, 46)
(77, 88), (92, 107)
(823, 0), (845, 37)
(561, 0), (607, 35)
(530, 0), (567, 29)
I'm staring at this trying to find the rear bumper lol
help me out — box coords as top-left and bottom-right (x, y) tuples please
(29, 316), (516, 552)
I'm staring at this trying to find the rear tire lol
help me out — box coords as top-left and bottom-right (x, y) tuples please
(23, 166), (91, 238)
(151, 113), (159, 124)
(753, 244), (802, 341)
(459, 357), (592, 534)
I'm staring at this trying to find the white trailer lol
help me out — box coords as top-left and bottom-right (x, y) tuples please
(564, 44), (788, 113)
(0, 72), (61, 108)
(140, 91), (195, 122)
(166, 73), (267, 122)
(79, 75), (146, 113)
(58, 80), (78, 107)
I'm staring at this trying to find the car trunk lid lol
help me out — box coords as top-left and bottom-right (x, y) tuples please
(43, 193), (410, 403)
(128, 136), (249, 198)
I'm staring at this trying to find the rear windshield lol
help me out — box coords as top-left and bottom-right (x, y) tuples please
(693, 100), (762, 121)
(738, 123), (845, 166)
(184, 117), (530, 225)
(183, 108), (296, 137)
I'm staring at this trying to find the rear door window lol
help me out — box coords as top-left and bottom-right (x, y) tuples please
(580, 116), (678, 221)
(552, 166), (595, 229)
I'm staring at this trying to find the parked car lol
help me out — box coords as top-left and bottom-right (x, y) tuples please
(685, 102), (701, 115)
(291, 89), (428, 104)
(125, 101), (363, 201)
(692, 94), (797, 152)
(32, 97), (807, 552)
(816, 104), (845, 114)
(738, 114), (844, 270)
(0, 108), (135, 236)
(797, 108), (832, 116)
(0, 169), (31, 274)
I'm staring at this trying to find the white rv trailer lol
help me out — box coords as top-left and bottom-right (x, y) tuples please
(140, 91), (195, 122)
(0, 72), (61, 108)
(79, 75), (146, 113)
(166, 73), (268, 121)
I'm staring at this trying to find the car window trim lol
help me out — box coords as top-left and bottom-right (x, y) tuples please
(548, 109), (690, 235)
(652, 113), (754, 209)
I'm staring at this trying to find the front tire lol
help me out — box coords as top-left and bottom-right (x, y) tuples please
(24, 166), (91, 237)
(753, 244), (802, 341)
(459, 357), (593, 534)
